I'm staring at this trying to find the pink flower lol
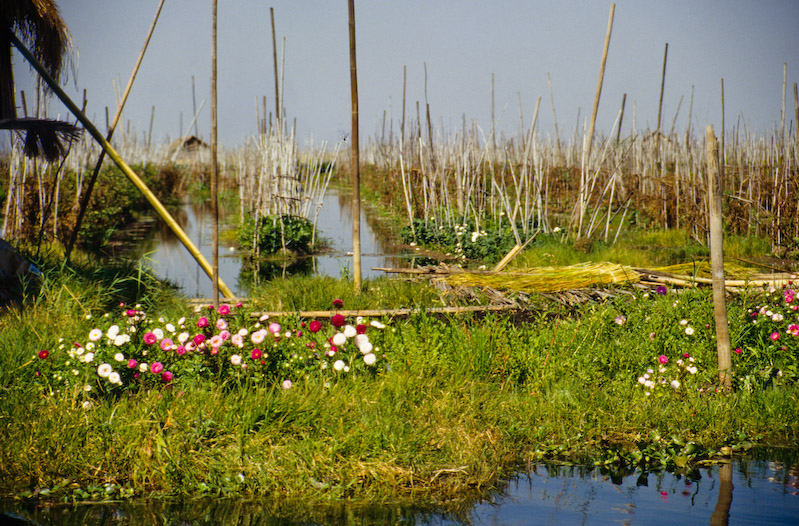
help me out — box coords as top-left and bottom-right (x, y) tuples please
(160, 338), (174, 351)
(126, 309), (138, 317)
(683, 352), (690, 358)
(219, 330), (231, 341)
(193, 334), (206, 346)
(734, 347), (742, 354)
(209, 335), (223, 348)
(127, 358), (138, 368)
(176, 345), (187, 356)
(38, 349), (49, 359)
(268, 322), (281, 334)
(770, 332), (780, 341)
(614, 315), (626, 325)
(197, 317), (209, 328)
(235, 301), (243, 308)
(216, 318), (228, 331)
(332, 299), (344, 309)
(331, 314), (346, 328)
(282, 379), (293, 389)
(251, 348), (263, 360)
(144, 332), (157, 345)
(218, 304), (231, 316)
(658, 355), (669, 365)
(150, 362), (164, 374)
(309, 320), (322, 333)
(787, 324), (799, 336)
(161, 371), (173, 383)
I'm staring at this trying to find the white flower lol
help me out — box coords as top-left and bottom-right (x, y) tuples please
(370, 320), (386, 329)
(259, 314), (269, 322)
(670, 380), (681, 389)
(77, 345), (87, 354)
(343, 325), (357, 338)
(114, 334), (129, 346)
(82, 400), (93, 410)
(89, 328), (103, 341)
(687, 366), (698, 374)
(680, 319), (688, 326)
(252, 330), (266, 344)
(178, 332), (190, 344)
(685, 327), (695, 335)
(332, 333), (347, 347)
(284, 331), (292, 338)
(178, 317), (186, 326)
(363, 353), (377, 365)
(238, 328), (249, 337)
(232, 334), (244, 348)
(344, 366), (350, 372)
(107, 325), (120, 339)
(153, 328), (164, 340)
(281, 379), (293, 389)
(108, 372), (121, 385)
(83, 352), (95, 363)
(231, 354), (242, 365)
(84, 385), (92, 392)
(358, 341), (373, 355)
(637, 376), (647, 385)
(139, 363), (148, 373)
(166, 323), (176, 333)
(772, 313), (784, 322)
(114, 353), (125, 362)
(333, 360), (346, 371)
(97, 363), (112, 378)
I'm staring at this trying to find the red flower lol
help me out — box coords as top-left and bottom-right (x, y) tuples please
(251, 348), (263, 360)
(356, 324), (367, 334)
(331, 314), (346, 328)
(38, 350), (49, 359)
(161, 371), (173, 383)
(308, 320), (322, 333)
(332, 299), (344, 309)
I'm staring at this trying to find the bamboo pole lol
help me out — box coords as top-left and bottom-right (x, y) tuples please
(348, 0), (362, 292)
(211, 0), (220, 307)
(706, 125), (732, 391)
(270, 7), (280, 127)
(656, 43), (668, 134)
(9, 32), (235, 299)
(65, 0), (165, 262)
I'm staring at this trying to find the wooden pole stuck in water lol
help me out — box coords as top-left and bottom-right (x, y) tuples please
(348, 0), (362, 292)
(211, 0), (220, 307)
(8, 32), (235, 299)
(706, 125), (732, 391)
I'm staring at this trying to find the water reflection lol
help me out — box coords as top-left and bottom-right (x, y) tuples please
(3, 460), (798, 525)
(141, 189), (413, 298)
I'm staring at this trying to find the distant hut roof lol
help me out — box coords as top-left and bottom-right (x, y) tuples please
(168, 135), (209, 152)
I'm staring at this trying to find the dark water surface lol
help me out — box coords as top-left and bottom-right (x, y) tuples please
(143, 189), (411, 298)
(3, 460), (797, 525)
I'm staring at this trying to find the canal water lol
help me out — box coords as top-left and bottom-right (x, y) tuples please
(2, 460), (797, 525)
(141, 189), (412, 298)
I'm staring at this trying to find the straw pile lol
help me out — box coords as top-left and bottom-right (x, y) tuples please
(437, 262), (640, 293)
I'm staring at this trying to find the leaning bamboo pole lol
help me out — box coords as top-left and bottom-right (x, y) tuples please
(9, 31), (235, 299)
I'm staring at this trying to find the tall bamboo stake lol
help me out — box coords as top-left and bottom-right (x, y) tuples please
(65, 0), (165, 262)
(656, 43), (668, 134)
(211, 0), (220, 307)
(9, 32), (235, 299)
(270, 7), (280, 129)
(580, 3), (615, 237)
(706, 124), (732, 391)
(348, 0), (362, 292)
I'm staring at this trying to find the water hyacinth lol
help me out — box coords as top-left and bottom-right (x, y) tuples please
(31, 302), (390, 398)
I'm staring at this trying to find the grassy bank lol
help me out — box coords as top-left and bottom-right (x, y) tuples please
(0, 251), (797, 509)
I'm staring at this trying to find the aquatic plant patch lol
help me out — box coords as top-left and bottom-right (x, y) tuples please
(30, 299), (388, 399)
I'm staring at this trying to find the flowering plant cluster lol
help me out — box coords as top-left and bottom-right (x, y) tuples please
(735, 283), (799, 389)
(31, 299), (389, 399)
(636, 352), (701, 396)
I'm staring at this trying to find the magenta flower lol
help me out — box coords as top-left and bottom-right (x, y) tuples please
(219, 330), (231, 341)
(176, 345), (187, 356)
(197, 317), (209, 328)
(160, 338), (174, 351)
(655, 285), (668, 295)
(770, 332), (780, 341)
(788, 324), (799, 336)
(161, 371), (173, 383)
(38, 349), (49, 359)
(331, 314), (346, 328)
(309, 320), (322, 333)
(218, 304), (231, 316)
(658, 355), (669, 365)
(235, 301), (243, 308)
(126, 309), (138, 317)
(251, 348), (263, 360)
(734, 347), (742, 354)
(332, 299), (344, 309)
(127, 358), (138, 368)
(144, 332), (157, 345)
(150, 362), (164, 374)
(193, 334), (206, 346)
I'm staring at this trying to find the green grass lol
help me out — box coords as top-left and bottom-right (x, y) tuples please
(1, 250), (797, 510)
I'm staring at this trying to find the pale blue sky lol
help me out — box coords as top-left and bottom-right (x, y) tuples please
(10, 0), (799, 148)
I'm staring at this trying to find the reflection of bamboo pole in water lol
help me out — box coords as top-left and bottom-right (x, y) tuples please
(710, 462), (733, 526)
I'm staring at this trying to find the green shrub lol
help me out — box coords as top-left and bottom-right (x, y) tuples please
(237, 215), (314, 255)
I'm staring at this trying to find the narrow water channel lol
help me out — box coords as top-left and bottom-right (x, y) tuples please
(141, 189), (410, 298)
(3, 460), (797, 525)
